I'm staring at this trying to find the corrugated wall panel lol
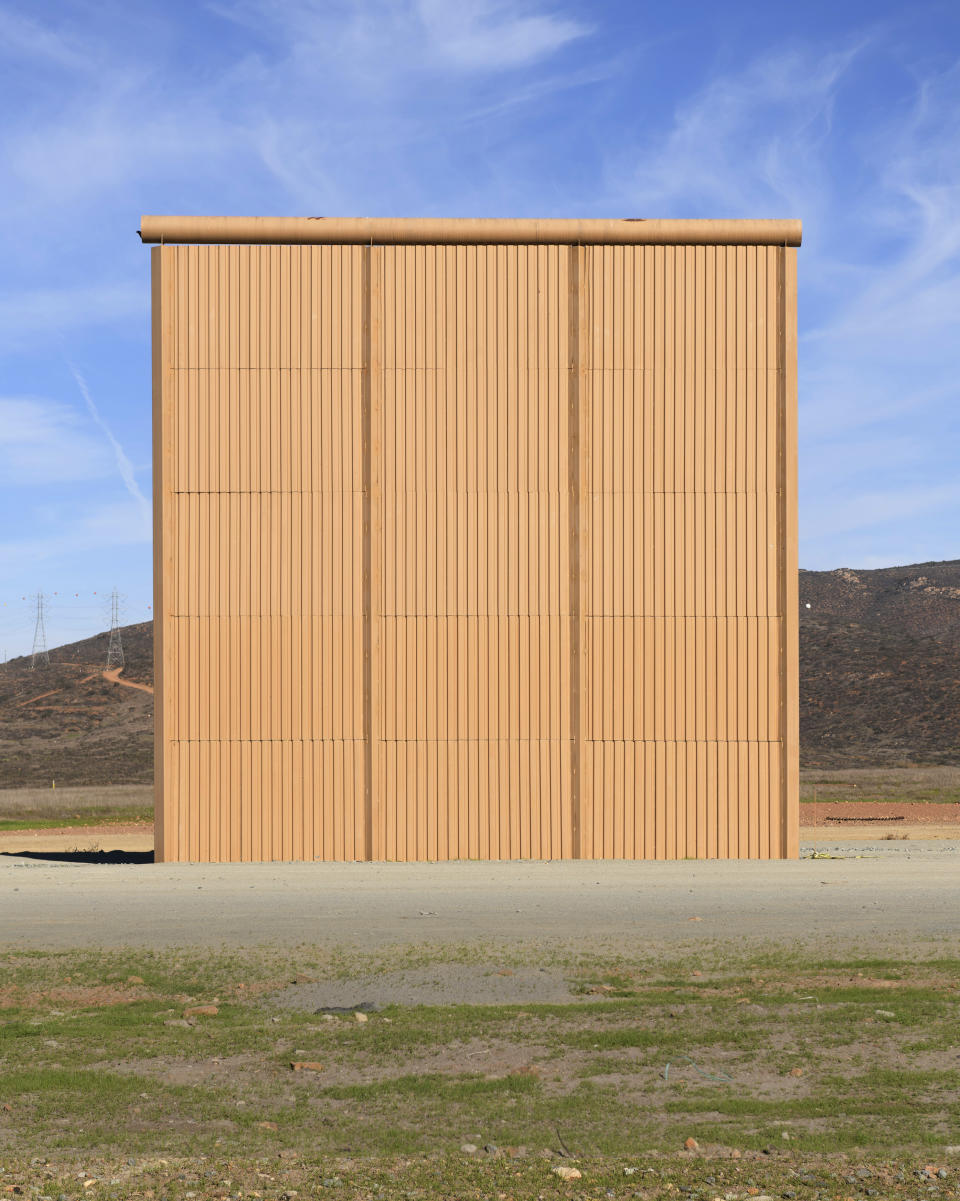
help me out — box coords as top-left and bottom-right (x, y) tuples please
(376, 245), (572, 861)
(154, 230), (796, 861)
(580, 243), (786, 858)
(158, 244), (367, 861)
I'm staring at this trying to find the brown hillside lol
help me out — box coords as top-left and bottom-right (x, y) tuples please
(1, 562), (958, 786)
(800, 560), (960, 767)
(799, 560), (960, 639)
(0, 622), (153, 787)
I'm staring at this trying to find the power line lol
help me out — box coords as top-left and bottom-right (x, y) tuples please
(31, 592), (49, 669)
(106, 587), (124, 669)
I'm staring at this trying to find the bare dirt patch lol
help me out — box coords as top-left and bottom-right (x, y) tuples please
(104, 1042), (564, 1091)
(0, 982), (152, 1009)
(98, 1036), (811, 1103)
(106, 1052), (271, 1089)
(801, 801), (960, 826)
(268, 964), (594, 1010)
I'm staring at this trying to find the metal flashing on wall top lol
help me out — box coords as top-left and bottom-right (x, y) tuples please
(140, 215), (802, 247)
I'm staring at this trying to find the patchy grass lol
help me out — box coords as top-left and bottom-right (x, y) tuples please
(0, 808), (152, 830)
(1, 1152), (957, 1201)
(800, 765), (960, 804)
(0, 783), (153, 823)
(2, 944), (960, 1184)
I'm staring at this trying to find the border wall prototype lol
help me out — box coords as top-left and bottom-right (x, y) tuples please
(144, 216), (800, 862)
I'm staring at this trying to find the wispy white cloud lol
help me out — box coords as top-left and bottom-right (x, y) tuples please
(415, 0), (589, 70)
(68, 366), (151, 531)
(0, 0), (596, 242)
(0, 3), (956, 577)
(799, 62), (960, 461)
(0, 397), (114, 486)
(610, 40), (960, 567)
(0, 8), (91, 72)
(211, 0), (588, 75)
(616, 41), (864, 221)
(192, 0), (600, 214)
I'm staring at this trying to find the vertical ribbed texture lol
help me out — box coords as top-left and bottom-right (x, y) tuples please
(160, 245), (367, 861)
(377, 245), (571, 859)
(579, 244), (785, 858)
(155, 239), (796, 861)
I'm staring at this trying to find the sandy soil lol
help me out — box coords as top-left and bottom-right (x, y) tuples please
(803, 824), (958, 840)
(801, 801), (960, 825)
(0, 823), (153, 853)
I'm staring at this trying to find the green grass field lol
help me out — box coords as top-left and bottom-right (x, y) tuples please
(0, 809), (151, 831)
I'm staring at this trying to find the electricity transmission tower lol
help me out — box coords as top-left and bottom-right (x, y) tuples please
(31, 592), (49, 669)
(106, 588), (125, 669)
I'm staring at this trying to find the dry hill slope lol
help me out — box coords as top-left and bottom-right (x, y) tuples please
(0, 623), (153, 787)
(800, 560), (960, 766)
(1, 562), (958, 786)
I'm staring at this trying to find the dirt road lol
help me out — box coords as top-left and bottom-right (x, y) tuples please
(2, 841), (958, 951)
(101, 666), (154, 693)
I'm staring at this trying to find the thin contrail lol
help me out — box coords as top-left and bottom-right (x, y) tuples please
(68, 363), (151, 526)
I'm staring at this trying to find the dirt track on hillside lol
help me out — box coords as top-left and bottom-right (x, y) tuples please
(101, 667), (153, 694)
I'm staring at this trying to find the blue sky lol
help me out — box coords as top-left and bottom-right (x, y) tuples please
(1, 0), (958, 656)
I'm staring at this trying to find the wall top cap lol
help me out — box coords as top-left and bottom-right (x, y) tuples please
(140, 216), (802, 247)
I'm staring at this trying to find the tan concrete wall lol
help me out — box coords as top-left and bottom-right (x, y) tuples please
(151, 224), (799, 861)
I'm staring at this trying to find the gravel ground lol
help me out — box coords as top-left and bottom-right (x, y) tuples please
(2, 842), (959, 955)
(268, 963), (589, 1008)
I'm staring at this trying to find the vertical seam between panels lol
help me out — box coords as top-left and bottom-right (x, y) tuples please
(777, 246), (787, 858)
(152, 247), (166, 860)
(568, 245), (582, 859)
(362, 246), (374, 860)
